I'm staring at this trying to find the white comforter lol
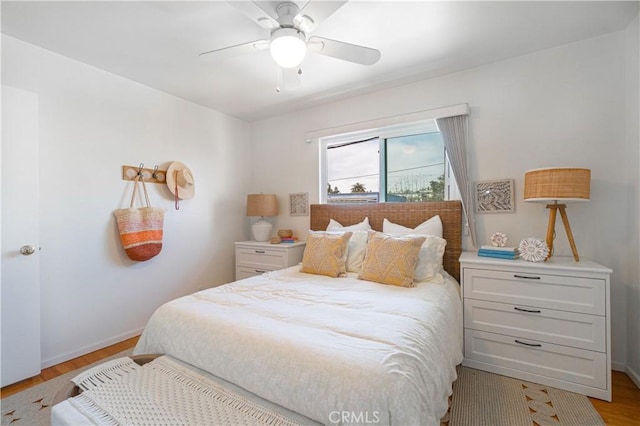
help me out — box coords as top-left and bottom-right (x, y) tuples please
(134, 267), (463, 425)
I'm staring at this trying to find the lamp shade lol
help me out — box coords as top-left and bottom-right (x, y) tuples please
(524, 168), (590, 202)
(246, 194), (279, 217)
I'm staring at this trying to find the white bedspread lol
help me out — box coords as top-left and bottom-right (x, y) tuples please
(134, 267), (463, 425)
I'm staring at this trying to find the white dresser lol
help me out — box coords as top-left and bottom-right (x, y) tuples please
(235, 241), (306, 280)
(459, 252), (612, 401)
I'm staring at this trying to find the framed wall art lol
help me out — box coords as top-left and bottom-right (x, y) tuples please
(475, 179), (515, 213)
(289, 192), (309, 216)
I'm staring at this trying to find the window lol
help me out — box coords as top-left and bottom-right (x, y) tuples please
(321, 120), (457, 204)
(326, 137), (380, 203)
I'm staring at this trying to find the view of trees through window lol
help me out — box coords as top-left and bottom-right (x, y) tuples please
(326, 131), (445, 203)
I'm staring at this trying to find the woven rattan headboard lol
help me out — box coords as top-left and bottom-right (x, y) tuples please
(310, 201), (463, 281)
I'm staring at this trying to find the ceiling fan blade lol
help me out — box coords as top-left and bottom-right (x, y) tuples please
(295, 1), (348, 33)
(308, 36), (381, 66)
(228, 1), (279, 29)
(199, 40), (269, 63)
(276, 66), (302, 92)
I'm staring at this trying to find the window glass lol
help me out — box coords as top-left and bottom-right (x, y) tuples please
(385, 132), (445, 202)
(327, 138), (380, 203)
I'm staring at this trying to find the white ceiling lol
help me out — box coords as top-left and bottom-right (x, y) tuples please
(2, 1), (638, 122)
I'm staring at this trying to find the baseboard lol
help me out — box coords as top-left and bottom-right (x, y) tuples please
(611, 361), (626, 372)
(626, 365), (640, 390)
(40, 328), (144, 369)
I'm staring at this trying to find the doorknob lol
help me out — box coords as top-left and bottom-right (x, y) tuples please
(20, 245), (36, 256)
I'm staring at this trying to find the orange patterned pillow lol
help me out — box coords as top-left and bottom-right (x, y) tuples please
(358, 231), (426, 287)
(300, 232), (352, 278)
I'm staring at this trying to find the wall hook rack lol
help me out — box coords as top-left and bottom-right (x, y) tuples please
(122, 164), (166, 184)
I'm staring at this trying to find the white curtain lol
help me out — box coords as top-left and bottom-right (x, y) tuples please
(436, 114), (477, 247)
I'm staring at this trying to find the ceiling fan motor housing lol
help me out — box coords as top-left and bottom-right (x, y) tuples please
(275, 1), (300, 27)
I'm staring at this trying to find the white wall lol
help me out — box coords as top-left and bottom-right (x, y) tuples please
(1, 35), (251, 367)
(250, 31), (633, 369)
(625, 14), (640, 386)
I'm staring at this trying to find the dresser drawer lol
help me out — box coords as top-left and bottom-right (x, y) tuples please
(463, 268), (605, 315)
(464, 329), (607, 390)
(236, 247), (286, 268)
(464, 299), (606, 351)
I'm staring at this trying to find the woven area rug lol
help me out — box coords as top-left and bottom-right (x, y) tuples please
(2, 354), (604, 426)
(1, 349), (133, 426)
(446, 366), (604, 426)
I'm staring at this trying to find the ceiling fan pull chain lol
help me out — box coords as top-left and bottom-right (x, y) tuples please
(174, 171), (180, 211)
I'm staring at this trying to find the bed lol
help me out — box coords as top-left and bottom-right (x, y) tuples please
(54, 201), (464, 425)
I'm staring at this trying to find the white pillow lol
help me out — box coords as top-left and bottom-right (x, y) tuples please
(407, 234), (447, 282)
(382, 215), (442, 238)
(321, 230), (369, 273)
(327, 217), (372, 232)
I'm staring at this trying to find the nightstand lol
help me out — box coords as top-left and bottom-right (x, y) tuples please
(235, 241), (306, 280)
(459, 252), (612, 401)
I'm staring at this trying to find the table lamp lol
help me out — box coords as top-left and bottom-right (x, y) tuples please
(246, 194), (279, 242)
(524, 167), (590, 261)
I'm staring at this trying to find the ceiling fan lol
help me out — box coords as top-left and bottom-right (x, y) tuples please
(199, 1), (381, 90)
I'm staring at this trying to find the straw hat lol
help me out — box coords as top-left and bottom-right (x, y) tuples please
(166, 161), (195, 200)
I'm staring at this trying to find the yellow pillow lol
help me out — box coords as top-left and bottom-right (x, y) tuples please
(300, 232), (352, 278)
(358, 231), (426, 287)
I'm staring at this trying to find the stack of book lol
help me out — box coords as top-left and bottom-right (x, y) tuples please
(477, 245), (519, 259)
(280, 236), (299, 244)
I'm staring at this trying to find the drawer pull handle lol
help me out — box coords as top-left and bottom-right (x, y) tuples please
(515, 339), (542, 347)
(514, 307), (541, 313)
(514, 274), (540, 280)
(254, 270), (266, 273)
(254, 250), (266, 254)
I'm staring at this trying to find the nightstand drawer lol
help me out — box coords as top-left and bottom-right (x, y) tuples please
(235, 241), (306, 281)
(237, 247), (286, 268)
(464, 329), (607, 389)
(464, 299), (606, 351)
(463, 268), (605, 315)
(237, 266), (274, 280)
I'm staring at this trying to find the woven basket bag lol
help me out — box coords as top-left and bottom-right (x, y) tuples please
(114, 176), (164, 261)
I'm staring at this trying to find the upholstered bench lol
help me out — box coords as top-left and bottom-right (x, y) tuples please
(51, 354), (315, 426)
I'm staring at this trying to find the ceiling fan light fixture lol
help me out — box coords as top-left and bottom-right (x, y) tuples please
(270, 28), (307, 68)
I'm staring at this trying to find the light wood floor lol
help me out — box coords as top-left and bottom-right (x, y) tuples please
(590, 371), (640, 425)
(2, 336), (639, 425)
(1, 336), (139, 399)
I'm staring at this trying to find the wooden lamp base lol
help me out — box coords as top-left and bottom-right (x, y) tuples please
(545, 203), (580, 261)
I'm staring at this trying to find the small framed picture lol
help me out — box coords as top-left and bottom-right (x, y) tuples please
(289, 192), (309, 216)
(475, 179), (515, 213)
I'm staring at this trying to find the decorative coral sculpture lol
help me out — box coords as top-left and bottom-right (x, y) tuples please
(518, 238), (550, 262)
